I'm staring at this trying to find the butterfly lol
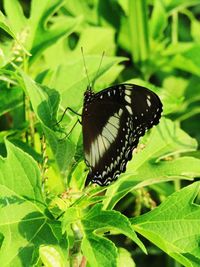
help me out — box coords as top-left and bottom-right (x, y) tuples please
(82, 83), (163, 186)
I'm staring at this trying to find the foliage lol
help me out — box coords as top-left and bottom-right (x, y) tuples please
(0, 0), (200, 266)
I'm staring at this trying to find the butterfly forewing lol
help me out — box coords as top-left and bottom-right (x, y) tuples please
(82, 83), (162, 186)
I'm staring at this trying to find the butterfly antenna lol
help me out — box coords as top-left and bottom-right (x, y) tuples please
(81, 47), (91, 90)
(92, 51), (105, 88)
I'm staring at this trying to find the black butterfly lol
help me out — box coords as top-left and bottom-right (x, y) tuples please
(82, 83), (163, 186)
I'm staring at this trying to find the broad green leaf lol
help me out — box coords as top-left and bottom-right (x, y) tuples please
(75, 26), (116, 56)
(118, 16), (131, 52)
(0, 141), (68, 266)
(81, 204), (146, 267)
(191, 18), (200, 43)
(128, 0), (149, 62)
(0, 140), (44, 209)
(82, 234), (117, 267)
(20, 70), (76, 173)
(20, 71), (59, 127)
(103, 118), (200, 209)
(118, 0), (129, 15)
(43, 125), (77, 174)
(3, 0), (81, 64)
(131, 182), (200, 267)
(49, 55), (127, 111)
(168, 44), (200, 76)
(0, 86), (23, 116)
(63, 0), (98, 25)
(62, 207), (80, 233)
(150, 0), (167, 40)
(117, 248), (135, 267)
(43, 25), (116, 71)
(29, 0), (82, 63)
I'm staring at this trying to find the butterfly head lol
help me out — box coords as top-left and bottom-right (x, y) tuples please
(84, 85), (94, 103)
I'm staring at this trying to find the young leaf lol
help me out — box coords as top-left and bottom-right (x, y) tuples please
(131, 182), (200, 267)
(20, 70), (77, 173)
(81, 204), (146, 267)
(103, 118), (200, 209)
(0, 141), (68, 266)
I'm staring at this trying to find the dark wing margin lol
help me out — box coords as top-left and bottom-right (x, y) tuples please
(83, 83), (163, 186)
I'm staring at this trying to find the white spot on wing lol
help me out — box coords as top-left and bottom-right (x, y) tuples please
(125, 89), (132, 96)
(126, 105), (133, 115)
(147, 98), (151, 107)
(125, 84), (133, 90)
(125, 95), (131, 104)
(86, 110), (123, 168)
(118, 109), (123, 116)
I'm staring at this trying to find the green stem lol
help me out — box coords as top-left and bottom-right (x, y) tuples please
(128, 0), (149, 63)
(172, 11), (178, 44)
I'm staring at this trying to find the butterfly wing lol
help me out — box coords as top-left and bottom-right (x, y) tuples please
(82, 83), (162, 186)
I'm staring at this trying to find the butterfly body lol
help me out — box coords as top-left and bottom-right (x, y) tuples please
(82, 83), (162, 186)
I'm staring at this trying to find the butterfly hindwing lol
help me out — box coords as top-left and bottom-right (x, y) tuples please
(82, 83), (162, 186)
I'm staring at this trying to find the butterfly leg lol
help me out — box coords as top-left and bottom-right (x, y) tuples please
(59, 118), (82, 141)
(55, 107), (81, 126)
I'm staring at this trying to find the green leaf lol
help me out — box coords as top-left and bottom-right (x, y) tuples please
(3, 0), (27, 34)
(63, 0), (98, 25)
(0, 86), (23, 116)
(103, 118), (200, 209)
(82, 234), (117, 267)
(75, 26), (116, 55)
(0, 141), (68, 266)
(0, 11), (17, 39)
(191, 18), (200, 43)
(163, 0), (200, 12)
(150, 0), (167, 40)
(0, 10), (30, 56)
(128, 0), (149, 62)
(20, 70), (59, 127)
(168, 44), (200, 76)
(81, 204), (146, 267)
(117, 248), (135, 267)
(131, 182), (200, 267)
(49, 55), (127, 111)
(29, 0), (82, 63)
(20, 70), (76, 173)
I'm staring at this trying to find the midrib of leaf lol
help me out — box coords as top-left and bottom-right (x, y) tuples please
(0, 185), (45, 214)
(0, 210), (46, 227)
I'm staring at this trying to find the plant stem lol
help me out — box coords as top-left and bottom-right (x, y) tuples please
(128, 0), (149, 63)
(172, 11), (178, 44)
